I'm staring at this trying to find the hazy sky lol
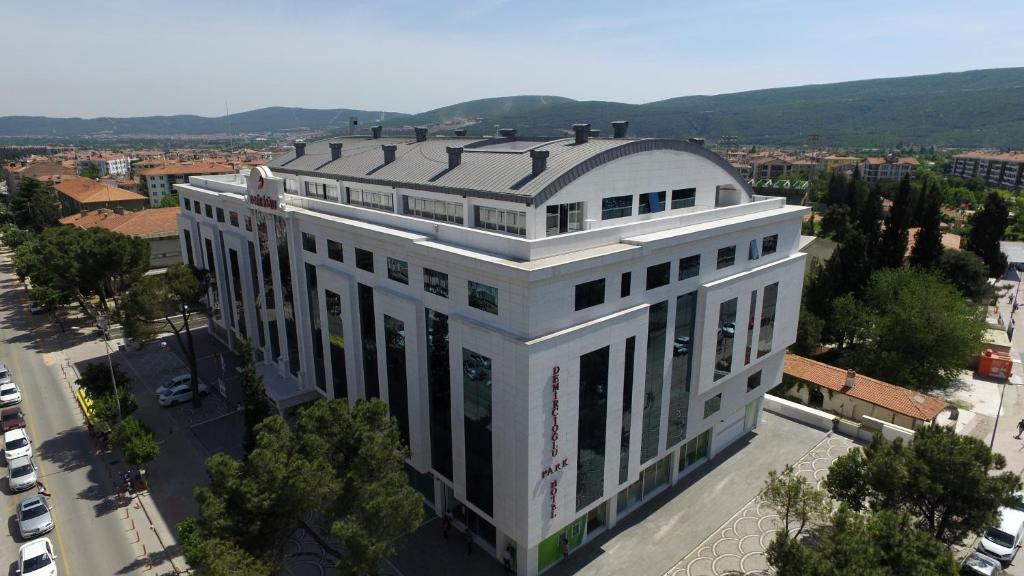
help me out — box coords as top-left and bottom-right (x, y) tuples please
(3, 0), (1021, 118)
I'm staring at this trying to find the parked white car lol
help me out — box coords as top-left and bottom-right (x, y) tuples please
(158, 381), (210, 407)
(18, 537), (57, 576)
(4, 427), (32, 461)
(980, 507), (1024, 567)
(8, 456), (37, 492)
(155, 373), (193, 396)
(0, 381), (22, 406)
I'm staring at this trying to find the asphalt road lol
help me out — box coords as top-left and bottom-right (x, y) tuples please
(0, 262), (141, 574)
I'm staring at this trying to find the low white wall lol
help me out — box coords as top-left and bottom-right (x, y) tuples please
(861, 415), (915, 443)
(763, 394), (834, 431)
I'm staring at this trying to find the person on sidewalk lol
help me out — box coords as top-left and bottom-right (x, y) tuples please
(1016, 418), (1024, 439)
(441, 514), (450, 541)
(37, 483), (51, 497)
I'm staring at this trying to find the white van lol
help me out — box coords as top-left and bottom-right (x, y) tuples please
(980, 507), (1024, 567)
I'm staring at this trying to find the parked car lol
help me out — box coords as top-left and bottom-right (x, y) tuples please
(4, 427), (32, 461)
(17, 495), (54, 540)
(18, 537), (57, 576)
(29, 303), (48, 315)
(157, 381), (210, 407)
(8, 456), (37, 492)
(0, 381), (22, 406)
(0, 362), (11, 385)
(2, 406), (26, 432)
(963, 551), (1005, 575)
(979, 507), (1024, 567)
(155, 373), (195, 396)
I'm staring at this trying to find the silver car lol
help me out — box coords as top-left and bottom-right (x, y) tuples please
(8, 456), (37, 492)
(17, 495), (54, 539)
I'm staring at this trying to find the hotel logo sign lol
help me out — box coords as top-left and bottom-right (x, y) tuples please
(540, 365), (570, 519)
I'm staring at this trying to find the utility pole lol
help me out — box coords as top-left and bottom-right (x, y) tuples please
(97, 313), (122, 420)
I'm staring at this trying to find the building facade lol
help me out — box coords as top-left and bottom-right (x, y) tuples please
(76, 154), (131, 177)
(139, 162), (234, 206)
(59, 206), (182, 269)
(52, 175), (148, 216)
(175, 127), (806, 575)
(859, 154), (919, 182)
(952, 151), (1024, 192)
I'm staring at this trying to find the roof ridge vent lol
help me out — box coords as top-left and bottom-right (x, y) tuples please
(293, 140), (306, 157)
(572, 123), (591, 145)
(382, 144), (397, 165)
(498, 128), (517, 139)
(329, 142), (343, 161)
(530, 149), (549, 176)
(446, 146), (463, 170)
(454, 129), (467, 137)
(414, 127), (428, 142)
(371, 125), (382, 139)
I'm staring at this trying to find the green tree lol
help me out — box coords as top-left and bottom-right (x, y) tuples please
(967, 192), (1009, 277)
(938, 250), (992, 303)
(792, 305), (824, 356)
(908, 186), (943, 269)
(825, 170), (847, 206)
(878, 174), (912, 268)
(11, 178), (59, 232)
(76, 227), (150, 310)
(805, 231), (874, 319)
(844, 268), (985, 391)
(76, 361), (133, 396)
(765, 531), (812, 576)
(90, 388), (138, 429)
(825, 427), (1020, 545)
(80, 162), (101, 180)
(120, 264), (207, 407)
(0, 224), (35, 250)
(828, 294), (872, 350)
(238, 337), (272, 456)
(110, 416), (160, 468)
(158, 193), (180, 208)
(761, 464), (831, 538)
(820, 204), (852, 242)
(178, 518), (271, 576)
(295, 400), (424, 576)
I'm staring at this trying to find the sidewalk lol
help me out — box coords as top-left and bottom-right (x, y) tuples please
(985, 280), (1024, 477)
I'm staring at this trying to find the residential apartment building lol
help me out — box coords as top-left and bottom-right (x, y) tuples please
(3, 160), (76, 196)
(139, 161), (233, 206)
(75, 153), (131, 177)
(52, 176), (148, 216)
(175, 125), (806, 576)
(859, 154), (919, 182)
(59, 207), (182, 268)
(951, 151), (1024, 192)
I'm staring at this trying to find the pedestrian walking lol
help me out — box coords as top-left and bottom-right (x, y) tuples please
(37, 483), (51, 497)
(560, 534), (569, 560)
(441, 514), (450, 540)
(1015, 418), (1024, 439)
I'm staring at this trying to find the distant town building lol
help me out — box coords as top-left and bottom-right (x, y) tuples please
(820, 155), (860, 174)
(138, 161), (234, 207)
(951, 151), (1024, 192)
(75, 153), (131, 177)
(52, 175), (148, 216)
(59, 207), (182, 269)
(859, 154), (919, 182)
(3, 160), (76, 196)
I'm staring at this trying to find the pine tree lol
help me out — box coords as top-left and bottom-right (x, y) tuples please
(826, 171), (847, 206)
(968, 192), (1010, 277)
(909, 186), (944, 269)
(878, 174), (913, 268)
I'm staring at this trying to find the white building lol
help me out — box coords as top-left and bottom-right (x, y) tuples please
(175, 124), (807, 576)
(75, 154), (131, 177)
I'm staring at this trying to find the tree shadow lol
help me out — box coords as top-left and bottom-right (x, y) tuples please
(36, 429), (91, 474)
(114, 549), (169, 575)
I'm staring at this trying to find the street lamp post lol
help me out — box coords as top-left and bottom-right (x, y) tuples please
(97, 313), (121, 420)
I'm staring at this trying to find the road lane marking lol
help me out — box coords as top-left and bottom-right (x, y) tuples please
(12, 301), (73, 576)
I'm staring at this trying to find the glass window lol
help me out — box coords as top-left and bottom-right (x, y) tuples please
(306, 264), (325, 391)
(749, 239), (760, 261)
(601, 195), (633, 220)
(403, 196), (464, 224)
(424, 268), (449, 298)
(301, 232), (317, 253)
(325, 290), (347, 398)
(715, 298), (738, 381)
(184, 197), (191, 211)
(426, 310), (452, 479)
(679, 255), (700, 280)
(285, 179), (299, 194)
(667, 291), (697, 447)
(474, 206), (526, 236)
(327, 239), (343, 262)
(576, 346), (610, 511)
(183, 229), (194, 267)
(256, 213), (280, 360)
(349, 187), (394, 212)
(229, 211), (239, 227)
(758, 283), (779, 358)
(468, 281), (498, 315)
(358, 283), (379, 398)
(463, 349), (494, 515)
(646, 262), (670, 290)
(620, 271), (631, 298)
(355, 248), (374, 272)
(638, 191), (666, 214)
(745, 290), (757, 365)
(671, 188), (696, 209)
(193, 200), (201, 214)
(717, 246), (736, 269)
(545, 202), (585, 236)
(704, 394), (722, 418)
(619, 336), (636, 485)
(205, 204), (213, 218)
(641, 301), (668, 463)
(387, 257), (409, 284)
(216, 207), (225, 223)
(747, 370), (762, 392)
(762, 234), (778, 255)
(228, 249), (247, 341)
(203, 238), (221, 325)
(244, 215), (252, 232)
(275, 216), (301, 376)
(384, 315), (410, 444)
(575, 278), (605, 311)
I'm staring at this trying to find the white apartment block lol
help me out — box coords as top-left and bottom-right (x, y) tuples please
(859, 154), (919, 182)
(140, 162), (234, 207)
(175, 123), (807, 576)
(75, 154), (130, 177)
(952, 151), (1024, 192)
